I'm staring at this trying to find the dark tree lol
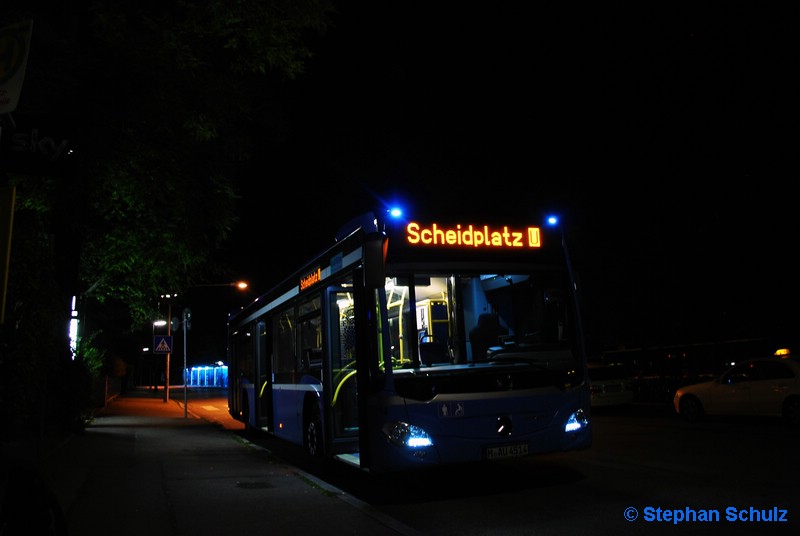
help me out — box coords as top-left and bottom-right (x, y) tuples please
(1, 0), (335, 438)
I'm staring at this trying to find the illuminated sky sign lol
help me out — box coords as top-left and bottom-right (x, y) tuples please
(300, 267), (322, 290)
(404, 222), (542, 249)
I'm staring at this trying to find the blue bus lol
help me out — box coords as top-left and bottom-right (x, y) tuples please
(227, 208), (591, 472)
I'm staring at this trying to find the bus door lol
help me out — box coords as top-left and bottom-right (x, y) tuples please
(325, 286), (360, 457)
(228, 325), (254, 426)
(255, 320), (273, 431)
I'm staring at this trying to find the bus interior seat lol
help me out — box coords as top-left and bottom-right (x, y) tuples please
(470, 313), (505, 361)
(419, 341), (449, 366)
(302, 347), (323, 371)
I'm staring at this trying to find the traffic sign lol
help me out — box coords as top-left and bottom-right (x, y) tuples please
(153, 336), (173, 354)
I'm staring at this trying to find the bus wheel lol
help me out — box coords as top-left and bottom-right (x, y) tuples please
(305, 406), (324, 457)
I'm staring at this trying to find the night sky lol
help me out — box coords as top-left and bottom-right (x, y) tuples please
(211, 3), (798, 359)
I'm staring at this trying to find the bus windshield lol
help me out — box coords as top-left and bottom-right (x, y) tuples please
(388, 272), (577, 364)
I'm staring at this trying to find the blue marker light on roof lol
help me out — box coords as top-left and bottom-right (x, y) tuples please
(388, 207), (404, 219)
(546, 215), (559, 227)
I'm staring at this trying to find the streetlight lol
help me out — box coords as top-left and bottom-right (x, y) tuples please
(182, 306), (191, 417)
(193, 281), (249, 290)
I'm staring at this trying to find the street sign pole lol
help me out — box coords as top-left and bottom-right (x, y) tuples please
(164, 302), (171, 403)
(183, 308), (190, 418)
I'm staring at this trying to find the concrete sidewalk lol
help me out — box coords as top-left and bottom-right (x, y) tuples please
(1, 388), (418, 535)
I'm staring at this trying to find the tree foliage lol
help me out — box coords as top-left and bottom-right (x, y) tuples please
(1, 0), (336, 432)
(5, 0), (335, 327)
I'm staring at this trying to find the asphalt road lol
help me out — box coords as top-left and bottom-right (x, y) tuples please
(220, 399), (800, 535)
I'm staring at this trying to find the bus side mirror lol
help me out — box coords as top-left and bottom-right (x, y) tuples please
(364, 234), (387, 288)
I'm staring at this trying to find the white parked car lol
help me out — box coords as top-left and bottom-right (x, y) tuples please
(673, 356), (800, 423)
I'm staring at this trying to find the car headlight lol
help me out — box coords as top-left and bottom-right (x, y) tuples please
(382, 421), (434, 448)
(565, 408), (589, 432)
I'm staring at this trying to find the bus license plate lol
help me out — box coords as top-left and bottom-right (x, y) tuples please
(485, 443), (529, 460)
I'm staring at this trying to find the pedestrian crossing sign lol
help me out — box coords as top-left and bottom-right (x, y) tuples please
(153, 336), (173, 354)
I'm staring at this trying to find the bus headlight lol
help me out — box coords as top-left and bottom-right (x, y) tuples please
(564, 408), (589, 432)
(382, 421), (434, 448)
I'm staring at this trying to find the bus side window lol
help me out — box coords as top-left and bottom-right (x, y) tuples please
(274, 308), (296, 383)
